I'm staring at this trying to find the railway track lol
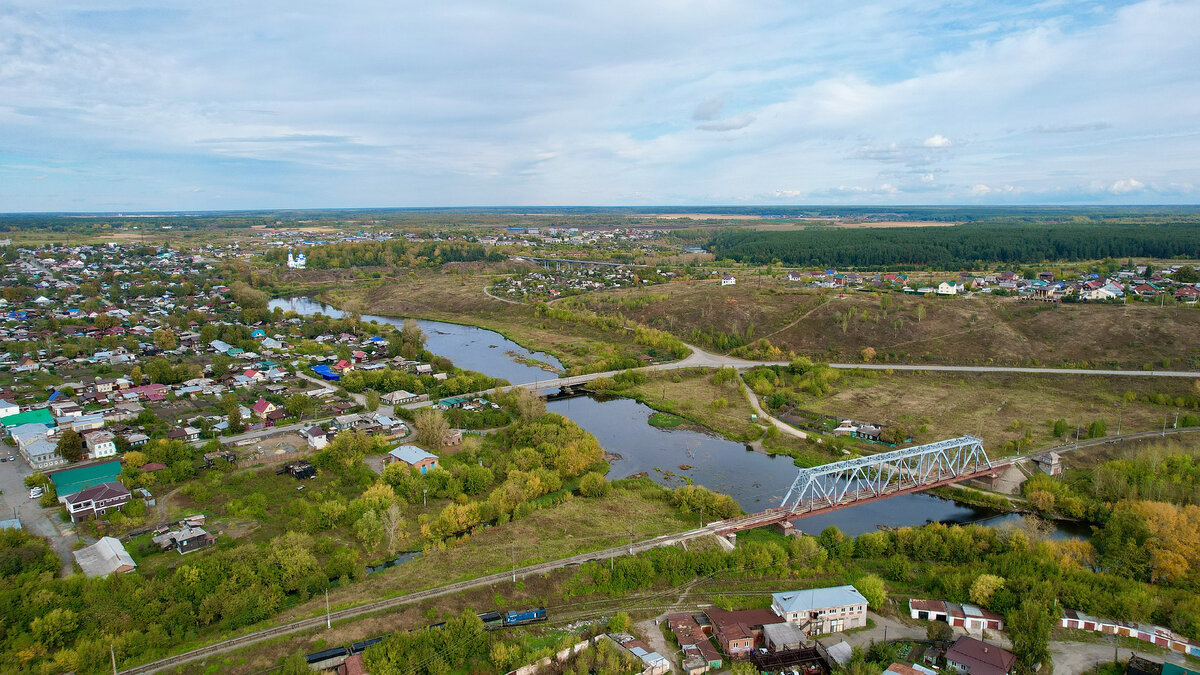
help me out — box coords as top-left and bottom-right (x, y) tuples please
(116, 517), (774, 674)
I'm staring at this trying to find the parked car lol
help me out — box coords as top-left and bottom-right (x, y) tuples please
(29, 487), (43, 499)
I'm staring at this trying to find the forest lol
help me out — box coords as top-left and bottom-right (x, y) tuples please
(704, 222), (1200, 268)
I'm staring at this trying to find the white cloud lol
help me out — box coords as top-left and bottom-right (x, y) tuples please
(923, 134), (953, 148)
(1108, 178), (1145, 194)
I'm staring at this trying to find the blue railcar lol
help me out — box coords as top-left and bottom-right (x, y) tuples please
(503, 607), (548, 626)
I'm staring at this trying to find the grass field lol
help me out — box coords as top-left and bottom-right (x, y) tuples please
(322, 269), (664, 375)
(593, 367), (764, 442)
(268, 480), (697, 623)
(799, 370), (1200, 456)
(568, 276), (1200, 369)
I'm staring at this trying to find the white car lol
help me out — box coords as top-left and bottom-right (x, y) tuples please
(29, 487), (43, 499)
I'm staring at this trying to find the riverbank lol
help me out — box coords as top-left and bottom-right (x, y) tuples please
(316, 275), (673, 376)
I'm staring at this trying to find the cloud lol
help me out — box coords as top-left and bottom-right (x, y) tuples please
(692, 95), (724, 121)
(1028, 122), (1111, 134)
(1, 0), (1200, 208)
(1108, 178), (1145, 194)
(697, 114), (755, 132)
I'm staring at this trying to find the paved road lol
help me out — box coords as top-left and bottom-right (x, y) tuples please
(0, 440), (79, 576)
(402, 341), (1200, 411)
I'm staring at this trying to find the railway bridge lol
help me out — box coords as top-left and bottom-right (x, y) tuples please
(714, 436), (1004, 534)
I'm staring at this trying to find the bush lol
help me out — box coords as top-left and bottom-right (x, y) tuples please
(578, 472), (611, 498)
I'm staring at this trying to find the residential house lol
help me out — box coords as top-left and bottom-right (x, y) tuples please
(721, 274), (736, 286)
(251, 398), (277, 419)
(305, 426), (329, 449)
(73, 537), (137, 577)
(64, 481), (132, 522)
(909, 599), (1005, 632)
(1175, 286), (1200, 303)
(666, 613), (723, 674)
(943, 637), (1015, 675)
(705, 608), (783, 656)
(771, 585), (869, 635)
(84, 430), (118, 459)
(386, 445), (439, 473)
(937, 281), (963, 296)
(153, 525), (217, 554)
(608, 634), (670, 675)
(0, 399), (18, 418)
(785, 271), (805, 283)
(381, 390), (421, 405)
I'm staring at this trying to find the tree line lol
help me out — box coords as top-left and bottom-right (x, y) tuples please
(705, 223), (1200, 269)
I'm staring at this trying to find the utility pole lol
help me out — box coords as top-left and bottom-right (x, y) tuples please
(110, 644), (116, 675)
(511, 543), (516, 583)
(325, 588), (331, 628)
(628, 524), (634, 555)
(1163, 416), (1168, 437)
(423, 488), (427, 507)
(1175, 411), (1180, 430)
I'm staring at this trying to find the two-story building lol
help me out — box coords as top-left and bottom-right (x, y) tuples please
(64, 481), (132, 522)
(771, 585), (869, 635)
(84, 430), (118, 459)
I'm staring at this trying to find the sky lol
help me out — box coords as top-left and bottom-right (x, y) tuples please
(1, 1), (1199, 211)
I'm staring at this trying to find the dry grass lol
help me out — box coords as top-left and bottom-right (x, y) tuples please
(329, 270), (658, 374)
(275, 485), (694, 624)
(571, 279), (1200, 369)
(802, 370), (1200, 456)
(604, 368), (764, 442)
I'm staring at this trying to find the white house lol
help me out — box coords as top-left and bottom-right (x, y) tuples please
(937, 281), (962, 296)
(721, 274), (737, 286)
(84, 431), (118, 459)
(0, 399), (18, 418)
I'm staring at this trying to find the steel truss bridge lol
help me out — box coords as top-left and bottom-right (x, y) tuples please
(779, 436), (997, 515)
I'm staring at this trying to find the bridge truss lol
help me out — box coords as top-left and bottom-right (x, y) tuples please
(780, 436), (992, 514)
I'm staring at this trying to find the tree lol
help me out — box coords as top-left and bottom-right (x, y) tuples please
(1052, 419), (1069, 438)
(56, 430), (84, 462)
(969, 574), (1005, 607)
(380, 503), (406, 556)
(915, 303), (926, 323)
(285, 393), (315, 421)
(1007, 599), (1054, 675)
(510, 387), (546, 422)
(414, 408), (449, 449)
(860, 346), (877, 362)
(401, 319), (426, 347)
(607, 611), (632, 633)
(854, 574), (887, 610)
(1088, 419), (1107, 438)
(153, 329), (177, 350)
(30, 608), (78, 648)
(122, 451), (148, 469)
(579, 472), (611, 498)
(355, 509), (383, 551)
(365, 390), (381, 412)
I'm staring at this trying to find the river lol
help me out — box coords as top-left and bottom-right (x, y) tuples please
(273, 297), (1088, 539)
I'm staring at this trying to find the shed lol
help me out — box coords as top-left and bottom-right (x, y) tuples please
(763, 621), (807, 651)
